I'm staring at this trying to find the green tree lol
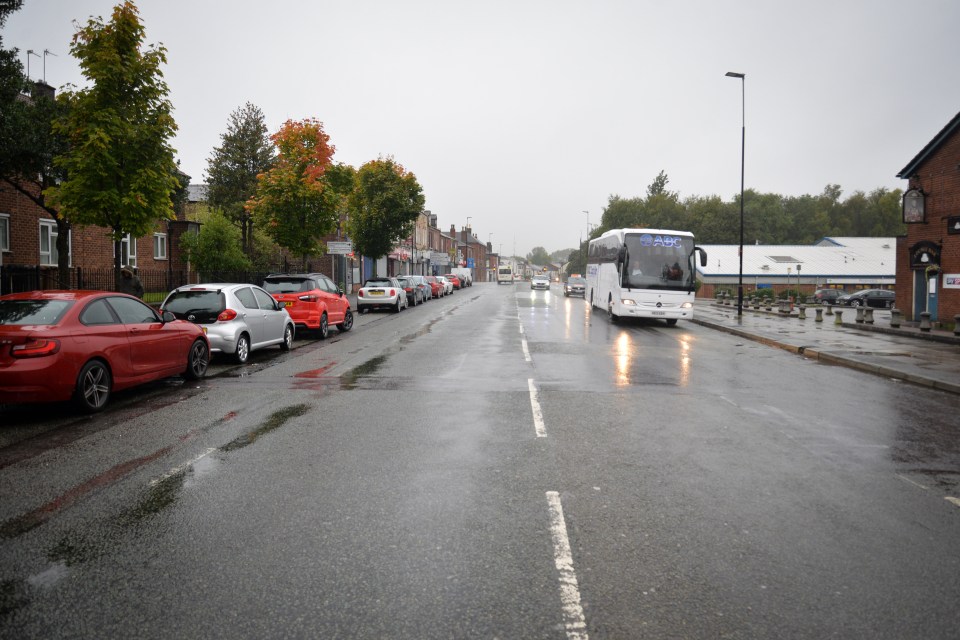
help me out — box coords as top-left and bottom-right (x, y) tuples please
(206, 102), (274, 255)
(247, 118), (339, 267)
(45, 1), (180, 286)
(527, 246), (550, 265)
(347, 156), (425, 274)
(179, 210), (251, 273)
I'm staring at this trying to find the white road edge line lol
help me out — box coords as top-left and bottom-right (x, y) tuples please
(546, 491), (589, 640)
(895, 474), (929, 491)
(946, 497), (960, 508)
(522, 337), (532, 362)
(150, 448), (216, 486)
(528, 379), (547, 438)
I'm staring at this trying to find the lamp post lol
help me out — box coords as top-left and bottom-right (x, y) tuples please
(726, 71), (745, 316)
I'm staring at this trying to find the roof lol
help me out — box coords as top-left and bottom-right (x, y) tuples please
(697, 237), (896, 279)
(896, 110), (960, 179)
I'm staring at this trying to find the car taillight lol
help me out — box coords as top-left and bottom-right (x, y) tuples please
(217, 309), (238, 322)
(358, 290), (365, 297)
(389, 289), (396, 296)
(298, 295), (318, 302)
(11, 338), (61, 358)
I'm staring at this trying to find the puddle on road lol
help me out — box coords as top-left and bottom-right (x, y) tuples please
(220, 404), (310, 452)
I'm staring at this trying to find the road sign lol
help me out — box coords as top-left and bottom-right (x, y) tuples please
(327, 241), (353, 255)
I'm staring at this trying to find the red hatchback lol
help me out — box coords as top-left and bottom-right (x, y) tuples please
(447, 274), (462, 290)
(262, 273), (353, 339)
(0, 290), (209, 412)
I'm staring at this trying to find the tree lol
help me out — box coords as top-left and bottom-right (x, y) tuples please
(206, 102), (274, 254)
(247, 118), (339, 267)
(179, 210), (252, 273)
(45, 1), (180, 286)
(347, 157), (425, 273)
(527, 246), (550, 265)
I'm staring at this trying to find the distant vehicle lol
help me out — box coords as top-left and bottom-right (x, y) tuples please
(450, 267), (473, 286)
(0, 290), (209, 412)
(424, 276), (445, 298)
(447, 274), (463, 290)
(531, 275), (550, 290)
(162, 283), (295, 364)
(563, 276), (587, 297)
(262, 272), (353, 338)
(396, 276), (425, 307)
(435, 276), (454, 296)
(408, 275), (433, 301)
(813, 288), (848, 305)
(357, 277), (408, 314)
(837, 289), (895, 308)
(587, 228), (707, 325)
(497, 265), (514, 285)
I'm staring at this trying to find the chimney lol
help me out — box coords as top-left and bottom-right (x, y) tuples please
(450, 224), (456, 236)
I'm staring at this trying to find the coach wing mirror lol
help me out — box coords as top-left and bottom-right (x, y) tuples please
(695, 246), (708, 267)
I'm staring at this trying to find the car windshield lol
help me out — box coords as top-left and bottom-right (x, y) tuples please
(364, 279), (392, 287)
(263, 277), (314, 294)
(567, 277), (586, 285)
(0, 299), (74, 325)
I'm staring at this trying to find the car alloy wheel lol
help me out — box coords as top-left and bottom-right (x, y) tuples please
(338, 309), (354, 332)
(75, 360), (111, 412)
(281, 325), (294, 350)
(318, 313), (329, 339)
(235, 334), (250, 364)
(185, 339), (209, 379)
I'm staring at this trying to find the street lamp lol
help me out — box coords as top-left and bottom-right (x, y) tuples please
(726, 71), (746, 316)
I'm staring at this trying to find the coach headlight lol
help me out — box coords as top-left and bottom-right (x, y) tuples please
(621, 298), (636, 306)
(681, 302), (693, 308)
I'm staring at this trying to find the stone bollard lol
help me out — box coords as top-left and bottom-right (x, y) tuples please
(855, 307), (865, 323)
(890, 308), (901, 328)
(825, 303), (833, 316)
(815, 308), (823, 323)
(920, 312), (931, 332)
(864, 308), (874, 324)
(765, 301), (773, 312)
(835, 309), (843, 325)
(798, 304), (807, 320)
(779, 300), (789, 314)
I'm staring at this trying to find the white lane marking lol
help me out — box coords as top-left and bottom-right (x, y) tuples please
(546, 491), (589, 640)
(895, 474), (929, 491)
(522, 337), (532, 362)
(150, 448), (216, 486)
(528, 379), (547, 438)
(946, 497), (960, 508)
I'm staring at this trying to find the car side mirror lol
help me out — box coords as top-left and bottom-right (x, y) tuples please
(161, 310), (176, 323)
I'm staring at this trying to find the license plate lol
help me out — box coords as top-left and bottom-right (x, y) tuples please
(652, 311), (665, 316)
(370, 290), (384, 296)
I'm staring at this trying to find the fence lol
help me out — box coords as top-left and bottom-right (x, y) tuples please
(0, 264), (290, 301)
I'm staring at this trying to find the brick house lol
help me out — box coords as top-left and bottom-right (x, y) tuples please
(895, 110), (960, 325)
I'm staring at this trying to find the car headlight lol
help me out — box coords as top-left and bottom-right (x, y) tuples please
(621, 298), (636, 306)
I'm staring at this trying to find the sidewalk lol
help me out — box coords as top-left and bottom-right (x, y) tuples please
(691, 300), (960, 395)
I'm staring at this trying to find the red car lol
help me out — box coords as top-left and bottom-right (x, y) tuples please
(262, 273), (354, 339)
(0, 290), (209, 412)
(424, 276), (444, 298)
(446, 274), (462, 290)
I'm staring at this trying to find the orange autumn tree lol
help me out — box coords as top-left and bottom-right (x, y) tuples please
(247, 118), (342, 266)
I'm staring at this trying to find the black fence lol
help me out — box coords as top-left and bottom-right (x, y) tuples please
(0, 264), (289, 301)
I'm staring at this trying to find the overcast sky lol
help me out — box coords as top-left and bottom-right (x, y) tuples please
(6, 0), (959, 258)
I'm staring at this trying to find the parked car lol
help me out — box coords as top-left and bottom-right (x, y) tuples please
(435, 276), (454, 296)
(424, 275), (445, 298)
(837, 288), (896, 308)
(531, 275), (550, 290)
(447, 274), (463, 290)
(0, 290), (209, 412)
(161, 283), (295, 364)
(408, 275), (433, 301)
(813, 288), (848, 305)
(396, 276), (425, 307)
(262, 272), (353, 339)
(563, 276), (587, 297)
(357, 277), (408, 314)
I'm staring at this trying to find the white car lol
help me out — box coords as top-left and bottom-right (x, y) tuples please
(357, 277), (409, 314)
(161, 283), (295, 364)
(435, 276), (454, 296)
(531, 275), (550, 290)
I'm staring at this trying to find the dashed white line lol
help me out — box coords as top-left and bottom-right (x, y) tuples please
(546, 491), (589, 640)
(895, 474), (929, 491)
(946, 497), (960, 508)
(150, 448), (216, 486)
(528, 379), (547, 438)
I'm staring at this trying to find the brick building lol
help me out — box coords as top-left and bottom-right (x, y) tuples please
(895, 110), (960, 325)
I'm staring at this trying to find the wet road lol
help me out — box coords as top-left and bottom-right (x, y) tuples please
(2, 283), (959, 638)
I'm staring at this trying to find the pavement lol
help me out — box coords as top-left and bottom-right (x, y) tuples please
(691, 300), (960, 396)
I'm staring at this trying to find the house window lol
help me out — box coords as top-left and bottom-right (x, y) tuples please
(0, 214), (9, 252)
(39, 219), (71, 266)
(114, 234), (137, 268)
(153, 233), (167, 260)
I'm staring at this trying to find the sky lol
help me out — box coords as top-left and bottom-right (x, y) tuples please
(5, 0), (960, 259)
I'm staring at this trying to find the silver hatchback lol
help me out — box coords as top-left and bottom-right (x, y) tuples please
(161, 283), (296, 363)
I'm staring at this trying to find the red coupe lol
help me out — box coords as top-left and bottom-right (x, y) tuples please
(0, 290), (210, 412)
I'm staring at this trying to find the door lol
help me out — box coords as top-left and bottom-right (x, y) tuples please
(253, 286), (288, 343)
(913, 270), (939, 321)
(107, 296), (180, 375)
